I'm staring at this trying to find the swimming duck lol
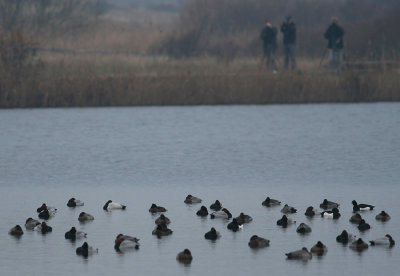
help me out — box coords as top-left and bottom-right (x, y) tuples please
(235, 213), (253, 224)
(370, 234), (395, 247)
(280, 204), (297, 214)
(36, 203), (57, 214)
(227, 218), (243, 232)
(349, 238), (368, 251)
(336, 230), (356, 244)
(25, 218), (40, 230)
(196, 206), (209, 217)
(149, 203), (167, 213)
(76, 242), (98, 257)
(176, 249), (193, 264)
(152, 223), (172, 238)
(357, 219), (371, 232)
(375, 211), (391, 222)
(349, 213), (363, 224)
(155, 214), (170, 225)
(65, 227), (87, 240)
(296, 223), (312, 234)
(204, 227), (220, 241)
(248, 235), (270, 249)
(285, 247), (312, 260)
(352, 200), (374, 212)
(276, 215), (295, 228)
(262, 197), (281, 207)
(304, 206), (320, 217)
(210, 208), (232, 219)
(321, 208), (340, 219)
(114, 234), (140, 251)
(184, 195), (202, 204)
(210, 200), (222, 211)
(67, 198), (84, 207)
(311, 241), (328, 255)
(9, 225), (23, 236)
(34, 222), (52, 234)
(78, 212), (94, 222)
(103, 200), (126, 211)
(38, 208), (51, 220)
(319, 199), (339, 209)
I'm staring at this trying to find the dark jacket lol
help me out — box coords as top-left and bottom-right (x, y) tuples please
(281, 22), (296, 44)
(324, 23), (344, 49)
(260, 26), (277, 49)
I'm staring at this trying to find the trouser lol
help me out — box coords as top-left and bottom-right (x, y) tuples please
(329, 49), (343, 72)
(263, 44), (277, 71)
(283, 44), (296, 70)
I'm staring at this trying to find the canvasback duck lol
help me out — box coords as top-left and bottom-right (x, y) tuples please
(65, 227), (87, 240)
(184, 195), (202, 204)
(36, 203), (57, 214)
(227, 218), (243, 232)
(114, 234), (140, 251)
(296, 223), (312, 234)
(281, 204), (297, 214)
(76, 242), (98, 257)
(336, 230), (356, 244)
(352, 200), (374, 212)
(103, 200), (126, 211)
(235, 213), (253, 224)
(262, 197), (281, 207)
(196, 206), (209, 217)
(35, 222), (52, 234)
(176, 249), (193, 264)
(155, 214), (170, 225)
(304, 206), (320, 217)
(209, 200), (222, 211)
(370, 234), (395, 247)
(248, 235), (270, 249)
(349, 213), (363, 224)
(357, 219), (370, 232)
(319, 199), (339, 209)
(78, 212), (94, 222)
(375, 211), (390, 222)
(285, 247), (312, 260)
(277, 215), (295, 228)
(152, 223), (172, 238)
(210, 208), (232, 219)
(350, 238), (368, 251)
(67, 198), (84, 207)
(149, 203), (167, 213)
(204, 227), (220, 241)
(321, 208), (340, 219)
(9, 225), (23, 236)
(25, 218), (40, 230)
(311, 241), (328, 255)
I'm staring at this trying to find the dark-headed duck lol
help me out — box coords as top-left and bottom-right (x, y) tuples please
(375, 211), (390, 222)
(210, 208), (232, 219)
(114, 234), (140, 251)
(319, 199), (339, 210)
(65, 227), (87, 240)
(78, 212), (94, 222)
(149, 203), (167, 213)
(176, 249), (193, 264)
(370, 234), (395, 247)
(76, 242), (98, 257)
(196, 206), (208, 217)
(352, 200), (374, 212)
(285, 247), (312, 260)
(311, 241), (328, 255)
(350, 238), (368, 251)
(281, 204), (297, 214)
(184, 195), (202, 204)
(9, 225), (23, 236)
(321, 208), (340, 219)
(204, 227), (220, 241)
(262, 197), (281, 207)
(103, 200), (126, 211)
(67, 198), (84, 207)
(248, 235), (270, 249)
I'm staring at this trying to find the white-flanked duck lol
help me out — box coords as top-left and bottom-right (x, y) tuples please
(352, 200), (374, 212)
(204, 227), (220, 241)
(103, 200), (126, 211)
(78, 212), (94, 222)
(285, 247), (312, 260)
(262, 197), (281, 207)
(357, 219), (371, 232)
(176, 249), (193, 264)
(155, 214), (170, 225)
(114, 234), (140, 251)
(277, 215), (296, 228)
(25, 218), (40, 230)
(67, 198), (84, 207)
(336, 230), (356, 244)
(152, 223), (172, 238)
(65, 227), (87, 240)
(311, 241), (328, 255)
(36, 203), (57, 214)
(196, 206), (208, 217)
(281, 204), (297, 214)
(375, 211), (391, 222)
(304, 206), (320, 217)
(321, 208), (340, 219)
(370, 234), (395, 247)
(149, 203), (167, 213)
(235, 213), (253, 224)
(76, 242), (98, 258)
(350, 238), (368, 251)
(184, 195), (202, 204)
(296, 223), (312, 234)
(210, 200), (222, 211)
(248, 235), (270, 249)
(34, 222), (52, 234)
(227, 218), (243, 232)
(349, 213), (363, 224)
(9, 225), (23, 236)
(319, 199), (339, 210)
(210, 208), (232, 219)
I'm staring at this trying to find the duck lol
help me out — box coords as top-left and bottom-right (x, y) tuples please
(148, 203), (167, 213)
(296, 223), (312, 234)
(349, 213), (363, 224)
(67, 198), (84, 207)
(36, 203), (57, 214)
(152, 223), (172, 238)
(261, 197), (281, 207)
(311, 241), (328, 255)
(235, 213), (253, 224)
(65, 227), (87, 240)
(38, 208), (51, 220)
(319, 199), (339, 209)
(25, 218), (40, 230)
(114, 234), (140, 251)
(196, 206), (209, 217)
(184, 195), (202, 204)
(204, 227), (220, 241)
(76, 242), (98, 257)
(321, 208), (340, 219)
(370, 234), (395, 247)
(304, 206), (320, 217)
(155, 214), (170, 225)
(336, 230), (356, 244)
(9, 225), (23, 236)
(352, 200), (374, 212)
(103, 200), (126, 211)
(375, 211), (391, 222)
(34, 222), (52, 234)
(78, 212), (94, 222)
(176, 249), (193, 264)
(280, 204), (297, 214)
(285, 247), (312, 260)
(357, 219), (370, 232)
(210, 208), (232, 219)
(227, 218), (243, 232)
(248, 235), (270, 249)
(349, 238), (368, 251)
(276, 215), (295, 228)
(210, 200), (222, 211)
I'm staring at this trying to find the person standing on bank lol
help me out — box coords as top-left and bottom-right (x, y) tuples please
(260, 20), (278, 73)
(281, 16), (296, 71)
(324, 17), (344, 72)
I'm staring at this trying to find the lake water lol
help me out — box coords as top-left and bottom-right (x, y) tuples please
(1, 103), (399, 275)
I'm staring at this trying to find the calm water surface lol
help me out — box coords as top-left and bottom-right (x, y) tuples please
(1, 103), (399, 275)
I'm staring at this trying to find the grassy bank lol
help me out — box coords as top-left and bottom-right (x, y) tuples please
(0, 54), (399, 108)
